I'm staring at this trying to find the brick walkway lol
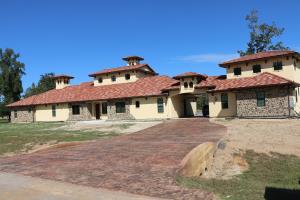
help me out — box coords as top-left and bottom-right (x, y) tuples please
(0, 119), (226, 200)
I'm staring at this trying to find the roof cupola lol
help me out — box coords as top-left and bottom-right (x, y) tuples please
(53, 74), (74, 89)
(122, 56), (144, 66)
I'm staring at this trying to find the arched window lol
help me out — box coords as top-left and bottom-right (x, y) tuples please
(98, 77), (103, 83)
(184, 82), (188, 88)
(125, 74), (131, 80)
(189, 82), (194, 88)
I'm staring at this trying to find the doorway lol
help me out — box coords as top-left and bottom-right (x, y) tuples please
(95, 103), (100, 119)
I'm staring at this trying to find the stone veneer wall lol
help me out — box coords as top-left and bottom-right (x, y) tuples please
(68, 103), (93, 121)
(236, 86), (291, 118)
(107, 99), (135, 120)
(11, 107), (34, 123)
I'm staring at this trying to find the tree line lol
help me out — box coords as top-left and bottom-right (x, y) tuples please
(0, 49), (55, 118)
(0, 10), (289, 119)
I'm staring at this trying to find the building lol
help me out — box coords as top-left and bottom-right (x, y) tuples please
(7, 51), (300, 122)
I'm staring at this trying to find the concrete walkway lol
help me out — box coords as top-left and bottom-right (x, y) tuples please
(0, 172), (163, 200)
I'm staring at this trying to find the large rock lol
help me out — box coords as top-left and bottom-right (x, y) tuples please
(178, 142), (216, 177)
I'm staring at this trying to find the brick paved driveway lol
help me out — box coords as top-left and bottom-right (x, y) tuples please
(0, 119), (226, 200)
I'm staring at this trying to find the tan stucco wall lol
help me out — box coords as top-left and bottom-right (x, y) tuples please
(93, 67), (152, 86)
(179, 77), (197, 94)
(55, 79), (70, 89)
(209, 92), (237, 118)
(130, 96), (168, 119)
(226, 57), (299, 82)
(167, 91), (184, 118)
(35, 104), (69, 122)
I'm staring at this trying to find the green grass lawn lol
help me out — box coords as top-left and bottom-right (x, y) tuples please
(177, 151), (300, 200)
(0, 122), (130, 155)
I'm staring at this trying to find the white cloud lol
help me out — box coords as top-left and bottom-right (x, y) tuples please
(178, 53), (238, 63)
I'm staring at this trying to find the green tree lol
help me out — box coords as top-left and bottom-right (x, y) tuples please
(238, 10), (289, 56)
(24, 73), (55, 98)
(0, 48), (25, 119)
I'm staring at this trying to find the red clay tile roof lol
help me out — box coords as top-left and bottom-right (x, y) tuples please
(122, 56), (144, 61)
(7, 76), (178, 107)
(197, 72), (298, 92)
(89, 64), (156, 77)
(219, 50), (299, 67)
(173, 72), (207, 79)
(53, 74), (74, 79)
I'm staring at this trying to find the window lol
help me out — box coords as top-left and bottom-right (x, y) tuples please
(101, 102), (107, 114)
(72, 105), (80, 115)
(28, 108), (32, 113)
(184, 82), (188, 88)
(157, 98), (164, 113)
(111, 75), (116, 82)
(52, 105), (56, 117)
(189, 82), (194, 88)
(125, 74), (130, 80)
(116, 102), (126, 113)
(64, 79), (69, 84)
(221, 93), (228, 109)
(14, 110), (17, 118)
(256, 91), (266, 107)
(233, 67), (241, 76)
(98, 77), (103, 83)
(273, 61), (283, 71)
(252, 65), (261, 73)
(135, 101), (140, 108)
(296, 90), (298, 103)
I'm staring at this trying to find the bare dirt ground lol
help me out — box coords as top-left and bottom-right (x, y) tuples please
(205, 118), (300, 179)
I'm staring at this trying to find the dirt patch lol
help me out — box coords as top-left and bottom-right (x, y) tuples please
(204, 118), (300, 179)
(2, 141), (88, 157)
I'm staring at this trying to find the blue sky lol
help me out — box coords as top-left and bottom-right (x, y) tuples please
(1, 0), (300, 90)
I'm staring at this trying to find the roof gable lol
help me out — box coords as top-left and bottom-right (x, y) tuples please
(89, 64), (156, 77)
(219, 50), (299, 67)
(197, 72), (298, 92)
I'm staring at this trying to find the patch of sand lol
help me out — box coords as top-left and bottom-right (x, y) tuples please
(204, 118), (300, 179)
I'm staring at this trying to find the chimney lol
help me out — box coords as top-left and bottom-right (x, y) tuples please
(122, 56), (144, 66)
(53, 74), (74, 89)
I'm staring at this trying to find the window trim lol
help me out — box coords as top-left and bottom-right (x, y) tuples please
(157, 97), (164, 113)
(101, 102), (107, 114)
(256, 91), (266, 107)
(135, 101), (140, 108)
(233, 67), (241, 76)
(273, 61), (283, 71)
(52, 105), (56, 117)
(221, 93), (229, 109)
(252, 64), (261, 74)
(72, 105), (81, 115)
(115, 102), (126, 113)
